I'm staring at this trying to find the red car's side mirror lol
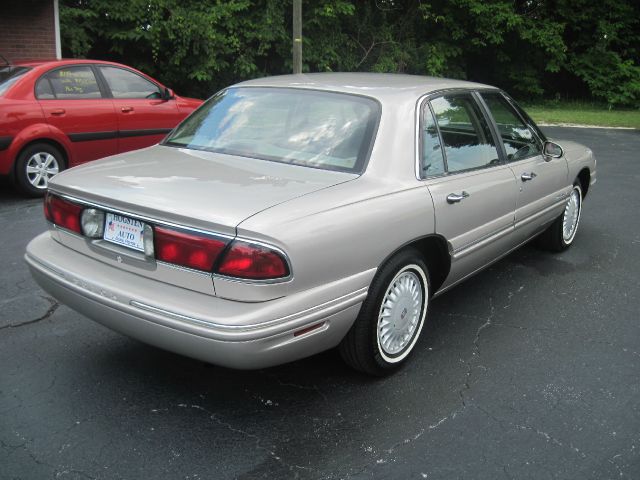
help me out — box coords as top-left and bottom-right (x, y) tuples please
(163, 87), (174, 101)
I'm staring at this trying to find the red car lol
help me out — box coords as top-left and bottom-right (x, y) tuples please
(0, 59), (202, 196)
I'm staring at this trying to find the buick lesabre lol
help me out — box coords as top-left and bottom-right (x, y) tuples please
(25, 73), (596, 375)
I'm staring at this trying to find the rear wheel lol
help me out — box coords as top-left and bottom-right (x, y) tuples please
(14, 143), (65, 197)
(538, 183), (583, 252)
(340, 249), (430, 376)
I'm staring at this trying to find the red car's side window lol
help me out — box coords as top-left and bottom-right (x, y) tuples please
(36, 66), (102, 100)
(99, 66), (161, 99)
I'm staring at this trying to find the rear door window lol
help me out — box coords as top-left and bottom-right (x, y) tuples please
(420, 104), (445, 176)
(37, 66), (102, 99)
(429, 94), (500, 173)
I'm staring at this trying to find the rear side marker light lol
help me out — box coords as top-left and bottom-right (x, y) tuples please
(217, 240), (289, 280)
(44, 193), (82, 234)
(294, 322), (325, 337)
(154, 226), (227, 272)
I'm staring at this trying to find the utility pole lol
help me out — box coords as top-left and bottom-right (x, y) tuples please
(293, 0), (302, 74)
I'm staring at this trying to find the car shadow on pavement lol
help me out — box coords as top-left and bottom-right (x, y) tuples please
(0, 177), (34, 203)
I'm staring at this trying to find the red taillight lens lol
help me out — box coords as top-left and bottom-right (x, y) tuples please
(217, 241), (289, 280)
(154, 226), (228, 271)
(43, 193), (53, 222)
(45, 194), (82, 234)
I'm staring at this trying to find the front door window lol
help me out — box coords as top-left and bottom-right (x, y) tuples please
(99, 66), (162, 99)
(480, 92), (542, 161)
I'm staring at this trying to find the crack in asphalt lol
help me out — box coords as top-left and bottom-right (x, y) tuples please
(475, 405), (587, 461)
(458, 297), (495, 408)
(343, 411), (462, 478)
(605, 442), (638, 478)
(175, 403), (311, 478)
(0, 296), (59, 330)
(492, 323), (640, 358)
(53, 468), (97, 480)
(502, 465), (514, 480)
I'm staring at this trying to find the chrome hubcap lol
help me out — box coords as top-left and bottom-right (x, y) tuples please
(26, 152), (59, 189)
(562, 187), (581, 242)
(377, 270), (424, 356)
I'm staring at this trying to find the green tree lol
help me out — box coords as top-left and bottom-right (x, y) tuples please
(60, 0), (640, 107)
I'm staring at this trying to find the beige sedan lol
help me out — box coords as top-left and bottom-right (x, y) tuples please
(25, 73), (596, 375)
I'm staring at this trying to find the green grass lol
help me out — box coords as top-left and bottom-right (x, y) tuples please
(523, 102), (640, 129)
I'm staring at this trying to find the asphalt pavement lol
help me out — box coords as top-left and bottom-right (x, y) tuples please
(1, 127), (638, 479)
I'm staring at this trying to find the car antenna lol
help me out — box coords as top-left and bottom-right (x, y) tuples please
(0, 54), (10, 66)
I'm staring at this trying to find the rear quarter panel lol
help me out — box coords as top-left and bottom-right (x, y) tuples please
(235, 176), (436, 299)
(0, 98), (50, 174)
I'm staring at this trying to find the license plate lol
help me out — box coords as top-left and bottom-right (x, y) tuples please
(103, 213), (146, 252)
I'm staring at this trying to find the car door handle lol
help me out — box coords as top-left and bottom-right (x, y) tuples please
(446, 191), (470, 204)
(121, 106), (134, 113)
(521, 172), (537, 182)
(50, 108), (65, 116)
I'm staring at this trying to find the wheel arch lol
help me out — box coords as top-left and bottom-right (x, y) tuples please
(577, 168), (590, 198)
(379, 234), (451, 294)
(12, 138), (69, 177)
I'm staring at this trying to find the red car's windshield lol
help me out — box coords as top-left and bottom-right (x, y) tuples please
(0, 66), (31, 96)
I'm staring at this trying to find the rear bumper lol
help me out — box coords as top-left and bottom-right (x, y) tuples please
(25, 232), (368, 369)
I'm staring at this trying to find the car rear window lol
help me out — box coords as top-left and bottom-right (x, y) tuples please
(164, 87), (380, 173)
(0, 66), (31, 96)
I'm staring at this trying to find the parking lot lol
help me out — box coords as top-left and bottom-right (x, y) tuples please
(1, 126), (638, 479)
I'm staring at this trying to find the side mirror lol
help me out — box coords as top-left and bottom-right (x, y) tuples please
(162, 87), (174, 101)
(543, 141), (563, 160)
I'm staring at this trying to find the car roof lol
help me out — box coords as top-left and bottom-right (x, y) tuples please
(8, 58), (137, 71)
(235, 72), (495, 101)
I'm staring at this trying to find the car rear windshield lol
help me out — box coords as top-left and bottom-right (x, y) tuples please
(0, 66), (31, 96)
(163, 87), (380, 173)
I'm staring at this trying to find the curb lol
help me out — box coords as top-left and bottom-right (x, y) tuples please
(538, 123), (636, 130)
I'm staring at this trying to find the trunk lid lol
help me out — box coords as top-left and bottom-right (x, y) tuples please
(49, 145), (357, 235)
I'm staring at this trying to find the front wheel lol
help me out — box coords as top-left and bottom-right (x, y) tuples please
(339, 249), (430, 376)
(538, 183), (583, 252)
(14, 143), (65, 197)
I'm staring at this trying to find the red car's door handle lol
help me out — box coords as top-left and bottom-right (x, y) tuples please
(121, 106), (134, 113)
(50, 109), (65, 116)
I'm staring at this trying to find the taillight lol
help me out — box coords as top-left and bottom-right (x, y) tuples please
(43, 193), (53, 222)
(154, 226), (228, 271)
(217, 240), (289, 280)
(44, 193), (82, 234)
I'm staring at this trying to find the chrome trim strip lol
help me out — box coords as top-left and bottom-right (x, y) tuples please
(129, 286), (368, 333)
(451, 197), (567, 260)
(155, 260), (215, 278)
(55, 192), (235, 240)
(435, 225), (548, 298)
(514, 198), (567, 231)
(452, 223), (514, 260)
(27, 251), (363, 339)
